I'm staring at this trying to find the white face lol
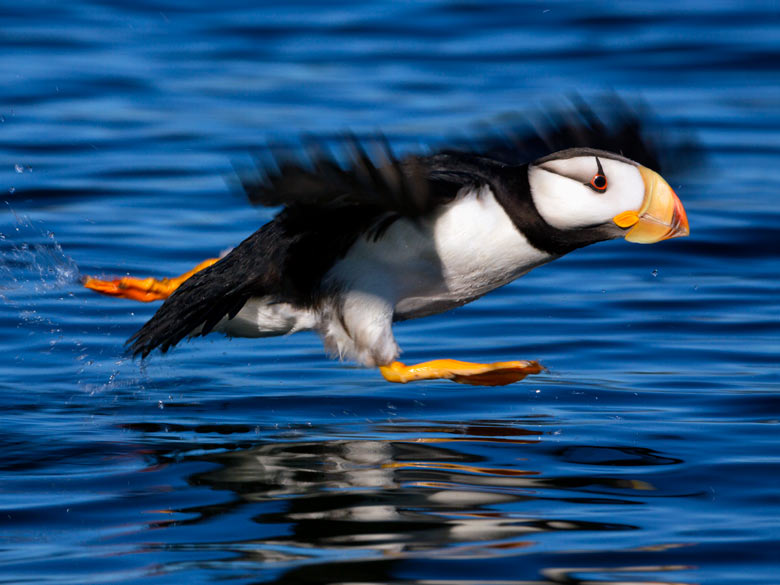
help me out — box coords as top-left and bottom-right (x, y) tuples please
(527, 149), (645, 231)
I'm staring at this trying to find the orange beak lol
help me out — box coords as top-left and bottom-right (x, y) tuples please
(613, 166), (690, 244)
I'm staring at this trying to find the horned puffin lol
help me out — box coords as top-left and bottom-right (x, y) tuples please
(85, 103), (690, 385)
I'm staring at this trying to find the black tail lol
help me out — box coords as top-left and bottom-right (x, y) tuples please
(128, 221), (292, 357)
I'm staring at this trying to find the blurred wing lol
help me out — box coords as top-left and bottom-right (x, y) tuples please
(441, 95), (699, 177)
(236, 97), (697, 216)
(238, 135), (452, 218)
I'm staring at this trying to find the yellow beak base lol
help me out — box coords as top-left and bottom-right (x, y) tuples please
(616, 166), (690, 244)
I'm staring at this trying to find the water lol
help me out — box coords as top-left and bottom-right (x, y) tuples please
(2, 1), (779, 584)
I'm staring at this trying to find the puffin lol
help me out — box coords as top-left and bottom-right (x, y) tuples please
(84, 102), (690, 386)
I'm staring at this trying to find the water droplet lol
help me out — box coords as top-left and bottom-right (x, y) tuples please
(651, 269), (659, 277)
(158, 400), (164, 409)
(14, 164), (23, 173)
(8, 187), (14, 194)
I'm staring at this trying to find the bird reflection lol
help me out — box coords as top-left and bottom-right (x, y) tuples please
(138, 420), (691, 584)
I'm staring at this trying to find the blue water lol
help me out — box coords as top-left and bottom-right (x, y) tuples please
(2, 2), (779, 584)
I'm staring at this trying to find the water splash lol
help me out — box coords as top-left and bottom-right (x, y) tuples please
(0, 212), (151, 399)
(0, 210), (80, 297)
(0, 210), (81, 357)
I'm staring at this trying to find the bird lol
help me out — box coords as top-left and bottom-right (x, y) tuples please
(84, 101), (690, 386)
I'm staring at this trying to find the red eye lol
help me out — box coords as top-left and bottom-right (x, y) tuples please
(590, 173), (607, 192)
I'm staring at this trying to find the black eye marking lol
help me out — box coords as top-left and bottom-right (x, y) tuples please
(586, 156), (608, 192)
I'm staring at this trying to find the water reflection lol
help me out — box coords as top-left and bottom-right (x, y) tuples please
(132, 419), (694, 584)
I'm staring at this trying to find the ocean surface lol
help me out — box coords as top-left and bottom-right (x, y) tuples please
(1, 2), (779, 584)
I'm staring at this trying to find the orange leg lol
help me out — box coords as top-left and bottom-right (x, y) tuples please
(379, 359), (543, 386)
(83, 258), (219, 302)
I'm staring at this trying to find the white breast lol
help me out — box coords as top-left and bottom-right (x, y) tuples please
(327, 186), (552, 320)
(430, 185), (550, 299)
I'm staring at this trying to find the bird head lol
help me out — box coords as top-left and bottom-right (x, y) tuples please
(527, 148), (689, 243)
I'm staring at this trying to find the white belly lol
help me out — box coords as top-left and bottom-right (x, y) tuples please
(213, 296), (317, 338)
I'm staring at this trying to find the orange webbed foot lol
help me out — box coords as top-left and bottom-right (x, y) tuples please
(379, 359), (544, 386)
(83, 258), (219, 302)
